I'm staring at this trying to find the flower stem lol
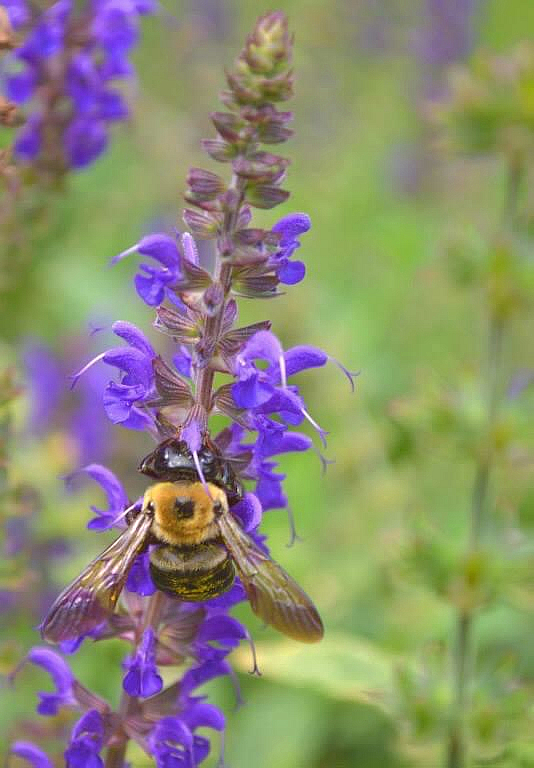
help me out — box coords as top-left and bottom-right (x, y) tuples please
(445, 155), (521, 768)
(104, 592), (166, 768)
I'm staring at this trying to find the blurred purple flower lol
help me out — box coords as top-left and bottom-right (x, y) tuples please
(3, 0), (155, 175)
(10, 742), (53, 768)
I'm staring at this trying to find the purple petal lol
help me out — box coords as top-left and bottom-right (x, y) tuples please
(10, 742), (53, 768)
(71, 709), (104, 742)
(64, 117), (108, 169)
(197, 616), (247, 648)
(111, 321), (155, 358)
(125, 552), (156, 595)
(182, 419), (202, 452)
(278, 259), (305, 285)
(22, 340), (64, 435)
(272, 212), (311, 245)
(283, 346), (328, 377)
(103, 347), (153, 389)
(173, 346), (192, 378)
(14, 115), (42, 160)
(3, 0), (31, 28)
(73, 464), (128, 512)
(232, 374), (273, 409)
(99, 88), (128, 120)
(123, 627), (163, 698)
(27, 648), (76, 715)
(134, 272), (167, 307)
(138, 234), (182, 270)
(148, 716), (193, 764)
(180, 659), (231, 699)
(255, 475), (287, 511)
(231, 492), (262, 531)
(242, 330), (284, 367)
(6, 68), (36, 103)
(182, 702), (225, 732)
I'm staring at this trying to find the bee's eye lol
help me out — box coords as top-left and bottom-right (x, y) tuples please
(147, 500), (155, 514)
(174, 498), (195, 519)
(213, 500), (223, 515)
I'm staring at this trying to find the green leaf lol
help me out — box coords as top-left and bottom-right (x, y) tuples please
(233, 632), (397, 713)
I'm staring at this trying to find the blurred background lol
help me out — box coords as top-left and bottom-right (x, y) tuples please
(1, 0), (533, 766)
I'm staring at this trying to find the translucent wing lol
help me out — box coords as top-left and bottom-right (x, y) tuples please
(41, 512), (153, 643)
(218, 512), (324, 643)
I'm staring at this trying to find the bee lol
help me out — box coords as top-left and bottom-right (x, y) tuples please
(41, 441), (324, 645)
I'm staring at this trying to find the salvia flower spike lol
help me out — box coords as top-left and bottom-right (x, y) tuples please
(13, 12), (355, 767)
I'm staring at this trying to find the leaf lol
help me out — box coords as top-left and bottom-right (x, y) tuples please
(232, 632), (397, 713)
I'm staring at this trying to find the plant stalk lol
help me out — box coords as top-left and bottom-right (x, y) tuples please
(446, 155), (521, 768)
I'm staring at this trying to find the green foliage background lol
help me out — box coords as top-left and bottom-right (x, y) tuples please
(1, 0), (533, 765)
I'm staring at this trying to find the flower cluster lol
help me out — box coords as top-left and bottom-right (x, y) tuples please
(1, 0), (154, 178)
(12, 13), (353, 767)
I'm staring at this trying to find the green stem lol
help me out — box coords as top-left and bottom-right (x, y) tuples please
(445, 153), (520, 768)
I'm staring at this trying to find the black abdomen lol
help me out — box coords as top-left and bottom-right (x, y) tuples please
(149, 543), (235, 601)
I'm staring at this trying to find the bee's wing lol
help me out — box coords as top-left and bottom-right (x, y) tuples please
(217, 512), (324, 643)
(41, 512), (153, 644)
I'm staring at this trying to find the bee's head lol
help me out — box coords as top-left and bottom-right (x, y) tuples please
(144, 481), (228, 545)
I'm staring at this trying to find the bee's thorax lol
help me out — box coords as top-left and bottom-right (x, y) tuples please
(145, 481), (228, 547)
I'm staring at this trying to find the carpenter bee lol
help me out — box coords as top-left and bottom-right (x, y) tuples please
(41, 441), (324, 645)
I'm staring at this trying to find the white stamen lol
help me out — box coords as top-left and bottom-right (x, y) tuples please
(285, 506), (303, 547)
(301, 407), (328, 447)
(279, 354), (287, 389)
(69, 352), (106, 389)
(245, 628), (261, 676)
(192, 449), (212, 499)
(110, 242), (139, 266)
(328, 355), (360, 393)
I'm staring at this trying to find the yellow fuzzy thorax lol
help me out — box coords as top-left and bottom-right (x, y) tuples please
(144, 481), (228, 546)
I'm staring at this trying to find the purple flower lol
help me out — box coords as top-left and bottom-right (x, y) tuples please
(123, 628), (163, 697)
(270, 212), (311, 284)
(17, 16), (336, 766)
(148, 702), (224, 768)
(125, 551), (157, 595)
(66, 463), (130, 530)
(4, 0), (154, 174)
(71, 321), (157, 431)
(64, 710), (105, 768)
(148, 716), (195, 768)
(112, 233), (184, 306)
(10, 742), (53, 768)
(27, 647), (76, 715)
(3, 0), (31, 29)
